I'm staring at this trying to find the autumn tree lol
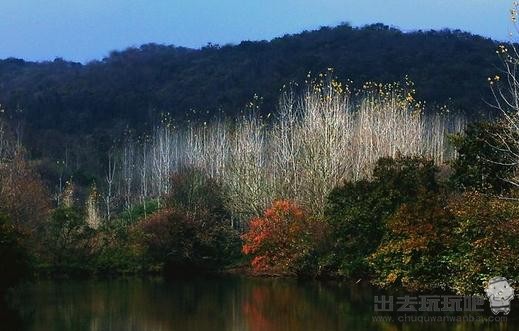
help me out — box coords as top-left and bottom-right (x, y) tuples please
(0, 212), (31, 294)
(324, 156), (439, 277)
(368, 193), (453, 292)
(487, 4), (519, 190)
(0, 151), (50, 232)
(447, 191), (519, 294)
(140, 169), (241, 275)
(242, 200), (327, 275)
(43, 207), (95, 272)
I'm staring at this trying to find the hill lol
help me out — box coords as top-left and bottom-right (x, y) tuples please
(0, 23), (502, 182)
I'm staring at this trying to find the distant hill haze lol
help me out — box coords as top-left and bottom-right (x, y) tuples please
(0, 23), (500, 165)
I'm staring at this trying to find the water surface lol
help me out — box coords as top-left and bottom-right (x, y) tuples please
(7, 276), (519, 331)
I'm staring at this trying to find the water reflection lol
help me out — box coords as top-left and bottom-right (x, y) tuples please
(9, 276), (519, 331)
(0, 295), (27, 330)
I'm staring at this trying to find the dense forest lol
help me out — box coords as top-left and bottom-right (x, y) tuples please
(0, 23), (500, 178)
(3, 19), (519, 307)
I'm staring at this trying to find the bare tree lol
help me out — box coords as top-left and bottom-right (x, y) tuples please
(54, 160), (67, 206)
(104, 151), (117, 222)
(139, 138), (150, 218)
(114, 77), (464, 224)
(85, 183), (101, 229)
(0, 119), (11, 162)
(486, 4), (519, 188)
(122, 137), (136, 211)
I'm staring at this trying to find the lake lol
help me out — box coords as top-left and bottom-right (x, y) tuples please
(4, 276), (519, 331)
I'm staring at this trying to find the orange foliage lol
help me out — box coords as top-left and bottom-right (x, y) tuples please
(242, 200), (325, 274)
(368, 194), (453, 291)
(0, 153), (50, 232)
(447, 191), (519, 294)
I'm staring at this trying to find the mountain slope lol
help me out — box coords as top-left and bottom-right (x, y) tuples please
(0, 23), (501, 167)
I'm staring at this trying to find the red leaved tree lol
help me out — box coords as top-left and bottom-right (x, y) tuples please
(242, 200), (326, 275)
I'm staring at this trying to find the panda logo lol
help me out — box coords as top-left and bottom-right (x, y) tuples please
(485, 276), (515, 315)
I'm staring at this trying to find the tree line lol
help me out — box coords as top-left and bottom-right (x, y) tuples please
(0, 23), (500, 189)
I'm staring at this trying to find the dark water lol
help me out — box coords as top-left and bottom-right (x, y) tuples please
(5, 276), (519, 331)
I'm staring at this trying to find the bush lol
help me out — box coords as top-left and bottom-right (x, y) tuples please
(42, 207), (95, 273)
(368, 193), (453, 292)
(168, 167), (230, 221)
(140, 208), (197, 273)
(447, 191), (519, 294)
(140, 169), (241, 275)
(91, 222), (146, 274)
(140, 208), (240, 274)
(367, 189), (519, 294)
(449, 121), (517, 194)
(119, 199), (160, 225)
(324, 156), (439, 277)
(0, 213), (31, 294)
(0, 153), (50, 231)
(93, 244), (143, 274)
(169, 168), (241, 268)
(242, 200), (327, 275)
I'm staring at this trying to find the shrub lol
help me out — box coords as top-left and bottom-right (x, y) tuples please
(447, 191), (519, 294)
(324, 156), (439, 277)
(119, 199), (160, 225)
(91, 222), (146, 274)
(449, 121), (517, 194)
(0, 213), (31, 294)
(93, 244), (144, 274)
(140, 170), (241, 274)
(43, 207), (95, 273)
(168, 168), (230, 221)
(169, 168), (241, 268)
(368, 193), (453, 292)
(140, 208), (197, 273)
(140, 208), (240, 274)
(0, 153), (50, 231)
(242, 200), (327, 275)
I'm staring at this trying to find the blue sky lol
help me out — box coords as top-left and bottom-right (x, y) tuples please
(0, 0), (512, 62)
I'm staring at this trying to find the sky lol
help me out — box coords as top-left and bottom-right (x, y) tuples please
(0, 0), (513, 63)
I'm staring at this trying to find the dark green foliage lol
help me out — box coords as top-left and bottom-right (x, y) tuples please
(92, 201), (161, 274)
(449, 121), (517, 193)
(0, 300), (26, 330)
(447, 191), (519, 294)
(140, 209), (199, 274)
(0, 25), (498, 135)
(168, 168), (241, 268)
(368, 192), (453, 292)
(140, 170), (241, 275)
(43, 207), (95, 273)
(119, 200), (160, 225)
(93, 244), (144, 275)
(168, 168), (230, 220)
(0, 213), (31, 294)
(141, 208), (241, 275)
(324, 156), (439, 277)
(89, 217), (148, 274)
(0, 25), (499, 184)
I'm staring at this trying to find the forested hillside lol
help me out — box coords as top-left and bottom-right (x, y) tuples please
(3, 17), (519, 299)
(0, 23), (501, 183)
